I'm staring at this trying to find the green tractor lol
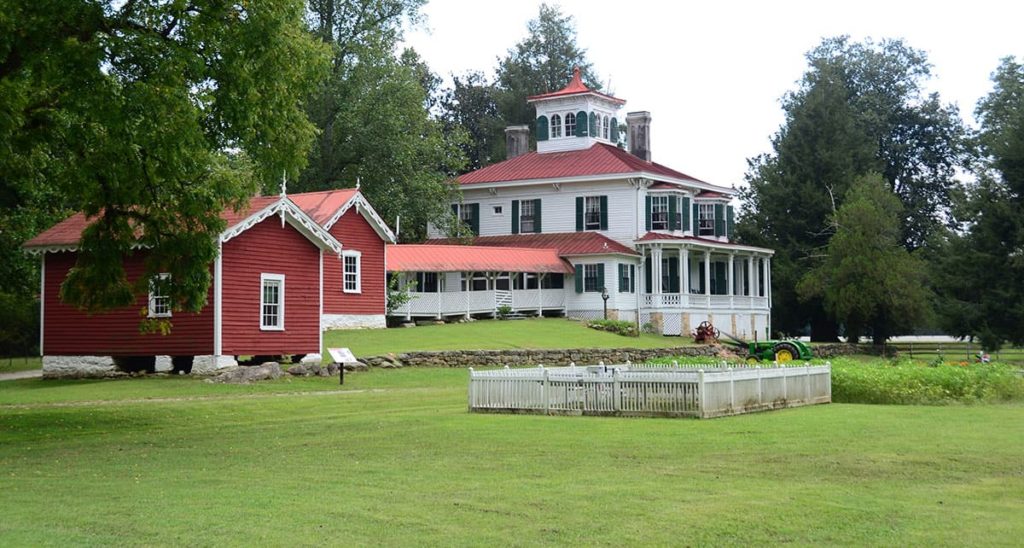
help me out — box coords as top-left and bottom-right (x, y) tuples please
(693, 321), (813, 363)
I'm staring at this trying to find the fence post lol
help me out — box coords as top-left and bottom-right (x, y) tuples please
(542, 366), (550, 415)
(826, 361), (832, 402)
(804, 364), (811, 403)
(756, 366), (763, 407)
(468, 367), (475, 412)
(728, 367), (735, 410)
(781, 364), (788, 401)
(612, 367), (621, 412)
(698, 369), (706, 418)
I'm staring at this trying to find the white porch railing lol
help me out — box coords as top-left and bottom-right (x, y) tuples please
(394, 289), (566, 317)
(640, 293), (769, 310)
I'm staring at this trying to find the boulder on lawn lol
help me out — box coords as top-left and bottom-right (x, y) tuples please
(343, 361), (369, 372)
(326, 363), (341, 375)
(287, 364), (309, 376)
(211, 362), (283, 384)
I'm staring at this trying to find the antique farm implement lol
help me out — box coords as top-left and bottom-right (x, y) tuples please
(692, 321), (812, 362)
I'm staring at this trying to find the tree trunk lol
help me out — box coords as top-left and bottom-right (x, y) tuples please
(809, 304), (839, 342)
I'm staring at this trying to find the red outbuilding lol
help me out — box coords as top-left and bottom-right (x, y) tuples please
(24, 189), (394, 377)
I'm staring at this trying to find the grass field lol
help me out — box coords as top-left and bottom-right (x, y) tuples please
(1, 368), (1022, 545)
(325, 317), (690, 356)
(0, 356), (41, 374)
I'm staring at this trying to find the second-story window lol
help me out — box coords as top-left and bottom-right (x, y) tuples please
(651, 196), (669, 230)
(565, 112), (576, 137)
(675, 196), (685, 229)
(699, 203), (716, 236)
(585, 196), (602, 230)
(550, 114), (562, 138)
(602, 115), (610, 139)
(520, 200), (535, 233)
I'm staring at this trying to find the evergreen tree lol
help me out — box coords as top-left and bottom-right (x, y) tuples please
(798, 175), (931, 344)
(298, 0), (466, 241)
(931, 57), (1024, 350)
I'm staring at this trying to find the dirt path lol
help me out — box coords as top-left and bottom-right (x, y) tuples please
(0, 370), (42, 382)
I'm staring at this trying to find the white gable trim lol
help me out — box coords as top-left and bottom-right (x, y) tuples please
(322, 193), (397, 243)
(220, 197), (343, 254)
(460, 172), (735, 196)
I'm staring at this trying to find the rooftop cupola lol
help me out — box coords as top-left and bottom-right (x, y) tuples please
(527, 67), (625, 154)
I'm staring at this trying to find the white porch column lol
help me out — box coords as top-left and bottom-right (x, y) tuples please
(761, 256), (769, 299)
(680, 247), (689, 299)
(704, 249), (711, 296)
(747, 255), (755, 296)
(651, 246), (663, 304)
(536, 273), (543, 317)
(766, 257), (772, 307)
(727, 253), (735, 296)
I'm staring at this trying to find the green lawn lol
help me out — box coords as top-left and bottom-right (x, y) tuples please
(325, 317), (689, 356)
(0, 356), (40, 374)
(1, 369), (1022, 545)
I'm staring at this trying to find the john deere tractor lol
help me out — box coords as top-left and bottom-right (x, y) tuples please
(692, 321), (813, 362)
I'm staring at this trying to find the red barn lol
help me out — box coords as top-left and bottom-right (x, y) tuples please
(24, 190), (392, 378)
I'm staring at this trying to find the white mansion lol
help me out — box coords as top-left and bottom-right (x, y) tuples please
(388, 69), (774, 338)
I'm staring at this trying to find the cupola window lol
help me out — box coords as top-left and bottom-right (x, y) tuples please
(565, 112), (576, 137)
(602, 116), (610, 139)
(550, 114), (562, 138)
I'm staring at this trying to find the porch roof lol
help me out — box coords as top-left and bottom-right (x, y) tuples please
(426, 232), (638, 257)
(636, 232), (775, 254)
(387, 245), (573, 274)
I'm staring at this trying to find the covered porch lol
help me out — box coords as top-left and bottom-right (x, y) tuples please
(637, 237), (774, 313)
(386, 245), (572, 320)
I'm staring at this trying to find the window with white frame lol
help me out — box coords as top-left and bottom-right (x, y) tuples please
(584, 196), (602, 230)
(699, 203), (715, 236)
(343, 251), (361, 293)
(519, 199), (535, 233)
(260, 273), (284, 330)
(148, 273), (171, 318)
(492, 205), (503, 215)
(675, 196), (685, 229)
(651, 195), (669, 230)
(565, 112), (576, 136)
(550, 114), (562, 138)
(602, 115), (610, 139)
(583, 264), (601, 292)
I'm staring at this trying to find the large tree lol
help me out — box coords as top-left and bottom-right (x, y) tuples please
(0, 0), (328, 324)
(739, 36), (968, 340)
(298, 0), (466, 241)
(931, 57), (1024, 350)
(798, 175), (931, 345)
(440, 3), (601, 169)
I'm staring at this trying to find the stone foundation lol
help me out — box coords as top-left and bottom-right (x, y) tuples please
(42, 356), (116, 379)
(190, 355), (238, 374)
(323, 314), (386, 329)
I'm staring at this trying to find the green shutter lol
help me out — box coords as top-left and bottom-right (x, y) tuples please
(599, 196), (608, 230)
(575, 197), (584, 231)
(644, 257), (652, 293)
(698, 264), (705, 293)
(610, 117), (619, 142)
(589, 112), (597, 136)
(668, 257), (679, 293)
(511, 200), (520, 234)
(645, 195), (652, 231)
(533, 199), (542, 233)
(726, 205), (735, 239)
(668, 196), (678, 231)
(682, 197), (691, 232)
(470, 203), (480, 235)
(576, 110), (588, 137)
(597, 263), (605, 292)
(574, 264), (583, 293)
(715, 262), (727, 295)
(714, 203), (725, 236)
(536, 116), (548, 141)
(692, 202), (699, 234)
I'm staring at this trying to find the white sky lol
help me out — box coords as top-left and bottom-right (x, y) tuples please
(403, 0), (1023, 188)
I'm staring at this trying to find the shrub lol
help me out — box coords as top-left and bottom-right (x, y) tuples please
(587, 319), (639, 338)
(496, 305), (513, 319)
(830, 358), (1024, 405)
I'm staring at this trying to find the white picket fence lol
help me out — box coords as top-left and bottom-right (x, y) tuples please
(468, 362), (832, 419)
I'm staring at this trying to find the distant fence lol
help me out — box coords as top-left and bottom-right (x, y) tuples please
(468, 362), (831, 419)
(882, 342), (1024, 362)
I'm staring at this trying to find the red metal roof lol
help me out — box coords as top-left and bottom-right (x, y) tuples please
(288, 188), (359, 225)
(387, 245), (573, 273)
(696, 190), (728, 199)
(458, 142), (713, 186)
(24, 190), (361, 249)
(426, 232), (638, 257)
(527, 67), (626, 105)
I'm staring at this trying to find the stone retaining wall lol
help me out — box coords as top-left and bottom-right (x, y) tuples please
(358, 343), (885, 369)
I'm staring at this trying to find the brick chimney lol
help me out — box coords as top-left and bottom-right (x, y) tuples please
(626, 111), (652, 162)
(505, 125), (530, 159)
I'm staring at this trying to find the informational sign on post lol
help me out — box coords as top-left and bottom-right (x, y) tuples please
(327, 347), (357, 364)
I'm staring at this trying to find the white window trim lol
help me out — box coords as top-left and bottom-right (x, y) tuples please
(147, 272), (172, 319)
(583, 264), (601, 293)
(343, 250), (362, 294)
(260, 273), (285, 331)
